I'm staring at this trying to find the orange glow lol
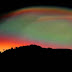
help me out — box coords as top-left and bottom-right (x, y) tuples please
(0, 36), (31, 52)
(0, 35), (72, 52)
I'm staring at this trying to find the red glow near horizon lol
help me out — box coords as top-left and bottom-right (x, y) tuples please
(0, 35), (72, 52)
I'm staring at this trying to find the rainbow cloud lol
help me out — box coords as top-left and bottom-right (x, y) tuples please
(0, 7), (72, 52)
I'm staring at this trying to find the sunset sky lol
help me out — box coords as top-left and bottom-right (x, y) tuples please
(0, 7), (72, 52)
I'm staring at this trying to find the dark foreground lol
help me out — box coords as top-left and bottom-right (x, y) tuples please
(0, 45), (72, 56)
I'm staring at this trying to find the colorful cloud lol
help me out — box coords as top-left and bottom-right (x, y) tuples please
(0, 7), (72, 52)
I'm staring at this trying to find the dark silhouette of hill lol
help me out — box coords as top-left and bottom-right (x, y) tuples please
(0, 44), (72, 56)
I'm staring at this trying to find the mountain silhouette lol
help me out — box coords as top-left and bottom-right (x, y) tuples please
(0, 44), (72, 56)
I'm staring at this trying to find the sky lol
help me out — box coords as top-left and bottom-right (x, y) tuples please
(0, 7), (72, 52)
